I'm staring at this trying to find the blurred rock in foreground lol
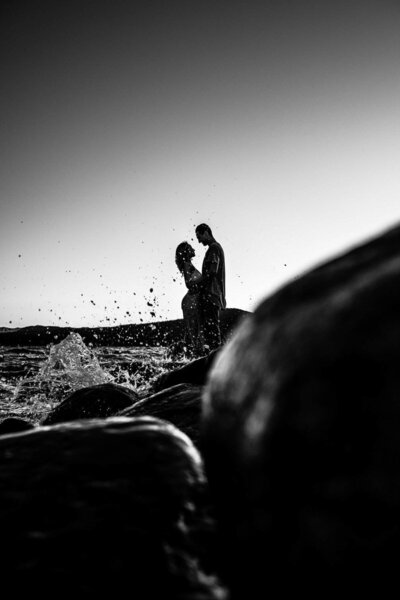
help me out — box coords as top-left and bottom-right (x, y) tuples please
(201, 222), (400, 598)
(0, 416), (225, 598)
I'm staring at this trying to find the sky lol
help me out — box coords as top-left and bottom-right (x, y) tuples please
(2, 0), (400, 328)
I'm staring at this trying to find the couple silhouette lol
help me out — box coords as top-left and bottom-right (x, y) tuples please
(175, 223), (226, 357)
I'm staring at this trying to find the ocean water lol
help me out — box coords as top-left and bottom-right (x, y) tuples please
(0, 332), (185, 424)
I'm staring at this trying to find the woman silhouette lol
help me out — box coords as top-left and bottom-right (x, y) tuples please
(175, 242), (204, 355)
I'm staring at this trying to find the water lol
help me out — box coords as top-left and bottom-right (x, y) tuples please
(0, 332), (186, 424)
(0, 334), (227, 599)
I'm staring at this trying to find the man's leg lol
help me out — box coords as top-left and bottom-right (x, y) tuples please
(202, 300), (221, 352)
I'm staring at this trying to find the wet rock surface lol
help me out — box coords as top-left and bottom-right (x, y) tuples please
(41, 382), (139, 425)
(119, 383), (203, 444)
(152, 349), (220, 392)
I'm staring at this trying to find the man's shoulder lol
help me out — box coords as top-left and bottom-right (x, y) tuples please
(209, 240), (224, 253)
(204, 241), (224, 266)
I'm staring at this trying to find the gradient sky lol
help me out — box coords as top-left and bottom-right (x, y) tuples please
(2, 0), (400, 328)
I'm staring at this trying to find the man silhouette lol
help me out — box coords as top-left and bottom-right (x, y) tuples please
(195, 223), (226, 353)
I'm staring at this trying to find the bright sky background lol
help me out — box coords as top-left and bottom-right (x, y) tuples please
(2, 0), (400, 328)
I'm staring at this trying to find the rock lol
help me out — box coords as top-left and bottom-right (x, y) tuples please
(0, 417), (35, 435)
(201, 222), (400, 597)
(152, 349), (220, 392)
(0, 416), (224, 597)
(118, 383), (203, 443)
(41, 382), (139, 425)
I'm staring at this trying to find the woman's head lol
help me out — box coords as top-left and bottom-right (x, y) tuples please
(175, 242), (195, 272)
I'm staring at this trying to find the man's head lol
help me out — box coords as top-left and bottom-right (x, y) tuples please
(195, 223), (213, 246)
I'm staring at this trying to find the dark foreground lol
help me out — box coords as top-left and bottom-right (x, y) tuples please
(2, 222), (400, 597)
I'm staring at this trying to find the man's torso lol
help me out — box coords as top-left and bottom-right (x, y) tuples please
(202, 241), (226, 309)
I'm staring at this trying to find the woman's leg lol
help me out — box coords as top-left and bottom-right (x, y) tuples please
(182, 294), (201, 351)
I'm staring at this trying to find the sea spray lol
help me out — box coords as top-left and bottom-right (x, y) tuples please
(12, 333), (114, 420)
(40, 332), (112, 389)
(1, 336), (188, 423)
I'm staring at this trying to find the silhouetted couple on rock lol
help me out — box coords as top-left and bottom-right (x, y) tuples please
(175, 223), (226, 357)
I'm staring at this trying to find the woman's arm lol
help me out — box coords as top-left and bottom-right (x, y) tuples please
(183, 262), (202, 292)
(182, 262), (194, 289)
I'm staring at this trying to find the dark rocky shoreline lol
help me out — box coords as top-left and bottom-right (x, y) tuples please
(3, 222), (400, 597)
(0, 307), (248, 348)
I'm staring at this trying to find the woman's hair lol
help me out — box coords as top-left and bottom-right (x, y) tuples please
(175, 242), (193, 273)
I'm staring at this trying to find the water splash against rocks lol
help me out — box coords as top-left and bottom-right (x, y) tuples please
(2, 334), (185, 423)
(41, 332), (112, 390)
(12, 333), (114, 420)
